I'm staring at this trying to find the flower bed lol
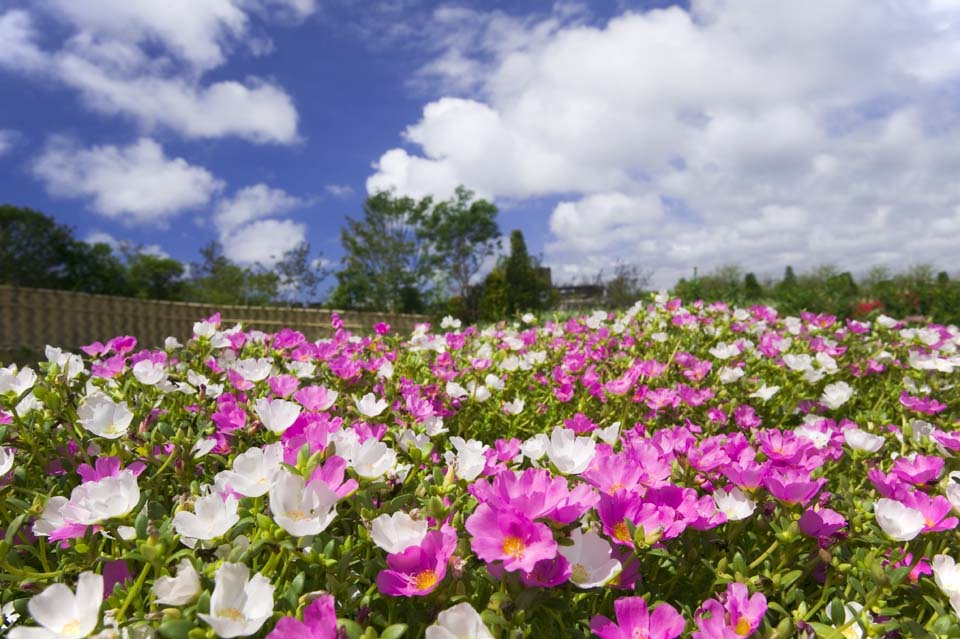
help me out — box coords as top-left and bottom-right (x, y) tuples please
(1, 296), (960, 638)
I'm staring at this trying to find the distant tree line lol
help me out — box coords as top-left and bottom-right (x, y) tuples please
(674, 264), (960, 325)
(0, 204), (327, 306)
(7, 200), (957, 325)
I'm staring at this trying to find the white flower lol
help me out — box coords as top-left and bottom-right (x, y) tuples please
(397, 429), (431, 454)
(377, 361), (394, 379)
(545, 427), (596, 475)
(164, 336), (183, 349)
(795, 425), (830, 449)
(173, 493), (239, 542)
(132, 360), (167, 386)
(232, 358), (272, 382)
(269, 470), (339, 537)
(287, 361), (316, 379)
(947, 472), (960, 514)
(834, 602), (869, 639)
(874, 498), (924, 541)
(521, 313), (536, 324)
(0, 364), (36, 395)
(0, 447), (14, 478)
(440, 316), (462, 330)
(749, 385), (780, 401)
(499, 355), (520, 372)
(821, 381), (854, 410)
(843, 429), (885, 453)
(718, 366), (744, 384)
(713, 487), (756, 521)
(466, 382), (491, 402)
(330, 428), (361, 462)
(426, 603), (494, 639)
(933, 554), (960, 598)
(370, 511), (428, 554)
(192, 438), (218, 459)
(558, 529), (621, 588)
(77, 393), (134, 440)
(708, 342), (739, 360)
(349, 438), (397, 480)
(198, 563), (274, 638)
(520, 434), (549, 462)
(484, 374), (504, 392)
(783, 354), (813, 372)
(152, 559), (201, 606)
(445, 382), (469, 400)
(596, 422), (621, 446)
(193, 320), (217, 338)
(60, 470), (140, 525)
(446, 437), (489, 481)
(254, 398), (301, 434)
(354, 393), (389, 418)
(32, 496), (69, 537)
(9, 571), (102, 639)
(44, 348), (85, 379)
(216, 444), (283, 497)
(422, 415), (447, 436)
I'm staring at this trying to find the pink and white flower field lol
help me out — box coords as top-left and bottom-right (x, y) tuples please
(2, 297), (960, 638)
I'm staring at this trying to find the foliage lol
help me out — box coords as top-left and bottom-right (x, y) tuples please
(188, 242), (280, 306)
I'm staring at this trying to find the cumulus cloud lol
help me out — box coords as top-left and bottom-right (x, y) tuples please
(221, 218), (307, 266)
(0, 4), (302, 143)
(369, 0), (960, 286)
(324, 183), (354, 198)
(0, 129), (18, 156)
(214, 183), (302, 234)
(85, 230), (170, 259)
(33, 137), (223, 225)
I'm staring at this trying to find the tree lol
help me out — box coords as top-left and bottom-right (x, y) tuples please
(421, 186), (500, 301)
(331, 191), (436, 313)
(188, 242), (278, 306)
(603, 262), (652, 309)
(125, 252), (187, 300)
(501, 230), (553, 314)
(272, 242), (330, 305)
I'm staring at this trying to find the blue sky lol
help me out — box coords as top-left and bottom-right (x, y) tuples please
(2, 0), (960, 292)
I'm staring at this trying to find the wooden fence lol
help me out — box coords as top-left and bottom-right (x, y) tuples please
(0, 286), (431, 355)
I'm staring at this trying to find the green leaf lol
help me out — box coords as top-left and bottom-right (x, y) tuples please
(337, 619), (364, 639)
(158, 620), (194, 639)
(380, 624), (408, 639)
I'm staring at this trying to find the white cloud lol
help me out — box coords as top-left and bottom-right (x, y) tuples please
(369, 0), (960, 286)
(0, 130), (17, 156)
(85, 230), (170, 259)
(33, 137), (223, 225)
(324, 183), (354, 198)
(214, 183), (302, 233)
(221, 218), (306, 266)
(0, 4), (301, 144)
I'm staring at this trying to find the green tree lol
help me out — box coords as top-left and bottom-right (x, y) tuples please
(125, 252), (187, 300)
(0, 205), (126, 294)
(421, 186), (500, 301)
(502, 230), (553, 314)
(272, 242), (330, 305)
(188, 242), (278, 306)
(603, 262), (651, 309)
(331, 191), (436, 313)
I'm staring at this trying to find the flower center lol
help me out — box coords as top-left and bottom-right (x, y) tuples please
(286, 509), (307, 520)
(613, 521), (633, 544)
(571, 563), (589, 583)
(734, 617), (752, 636)
(61, 619), (82, 636)
(632, 630), (650, 639)
(413, 569), (439, 591)
(608, 482), (625, 494)
(218, 608), (246, 621)
(502, 536), (526, 559)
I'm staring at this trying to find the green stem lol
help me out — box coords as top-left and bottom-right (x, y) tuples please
(116, 562), (151, 622)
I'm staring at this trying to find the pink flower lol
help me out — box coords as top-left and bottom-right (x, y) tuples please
(591, 597), (685, 639)
(763, 468), (826, 506)
(891, 454), (944, 485)
(267, 595), (337, 639)
(519, 555), (572, 588)
(469, 468), (598, 525)
(465, 504), (558, 573)
(798, 507), (847, 541)
(376, 526), (457, 597)
(693, 583), (767, 638)
(268, 375), (300, 398)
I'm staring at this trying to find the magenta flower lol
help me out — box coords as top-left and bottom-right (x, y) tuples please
(376, 526), (457, 597)
(469, 468), (597, 525)
(693, 582), (767, 638)
(519, 555), (572, 588)
(591, 597), (685, 639)
(891, 454), (944, 485)
(269, 593), (338, 638)
(798, 507), (847, 541)
(901, 490), (959, 533)
(763, 468), (826, 506)
(465, 504), (558, 573)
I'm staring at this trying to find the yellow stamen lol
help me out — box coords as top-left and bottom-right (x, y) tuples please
(502, 536), (526, 559)
(734, 617), (752, 636)
(218, 608), (246, 621)
(61, 620), (82, 635)
(613, 521), (633, 544)
(413, 569), (439, 591)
